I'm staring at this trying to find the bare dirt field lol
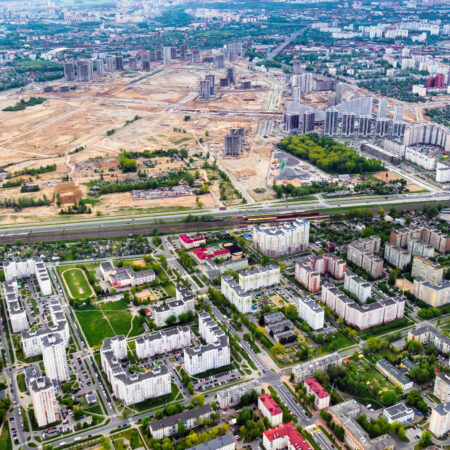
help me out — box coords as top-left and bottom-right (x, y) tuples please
(373, 171), (403, 183)
(396, 278), (413, 293)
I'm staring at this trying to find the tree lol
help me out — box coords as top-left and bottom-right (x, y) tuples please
(381, 390), (398, 407)
(192, 394), (205, 406)
(378, 208), (385, 218)
(155, 408), (164, 419)
(419, 431), (432, 447)
(272, 343), (284, 355)
(177, 420), (187, 436)
(100, 437), (110, 450)
(404, 340), (423, 353)
(284, 305), (298, 321)
(165, 315), (177, 326)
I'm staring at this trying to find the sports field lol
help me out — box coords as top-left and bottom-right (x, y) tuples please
(75, 299), (145, 347)
(60, 267), (94, 301)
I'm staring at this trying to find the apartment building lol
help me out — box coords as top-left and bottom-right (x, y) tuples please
(291, 296), (324, 330)
(262, 422), (312, 450)
(221, 276), (253, 313)
(238, 265), (281, 291)
(321, 284), (405, 330)
(308, 254), (346, 279)
(3, 282), (28, 333)
(376, 359), (413, 390)
(383, 403), (414, 424)
(152, 296), (195, 327)
(407, 238), (434, 259)
(347, 236), (383, 279)
(253, 219), (310, 257)
(216, 381), (260, 409)
(304, 378), (330, 410)
(412, 279), (450, 307)
(191, 434), (235, 450)
(330, 400), (394, 450)
(293, 353), (341, 383)
(179, 234), (206, 249)
(149, 405), (213, 439)
(429, 402), (450, 437)
(390, 227), (450, 254)
(41, 334), (69, 383)
(4, 258), (52, 296)
(343, 272), (372, 303)
(258, 394), (283, 426)
(184, 313), (230, 376)
(135, 326), (190, 359)
(99, 262), (155, 288)
(384, 243), (411, 270)
(101, 335), (171, 405)
(412, 256), (444, 284)
(434, 372), (450, 403)
(295, 262), (320, 293)
(30, 376), (59, 428)
(408, 325), (450, 354)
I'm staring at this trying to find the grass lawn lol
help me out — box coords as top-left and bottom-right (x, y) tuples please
(17, 373), (27, 393)
(164, 283), (176, 298)
(0, 423), (12, 450)
(60, 267), (94, 301)
(132, 383), (181, 412)
(110, 429), (143, 450)
(76, 300), (144, 347)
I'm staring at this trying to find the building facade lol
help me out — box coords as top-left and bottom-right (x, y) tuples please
(30, 377), (59, 428)
(258, 394), (283, 427)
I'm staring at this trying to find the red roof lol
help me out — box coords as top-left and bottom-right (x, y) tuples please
(192, 247), (230, 260)
(304, 378), (330, 399)
(264, 423), (312, 450)
(259, 394), (282, 416)
(179, 234), (205, 244)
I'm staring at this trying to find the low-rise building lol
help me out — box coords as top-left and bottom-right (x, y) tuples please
(149, 405), (213, 439)
(304, 378), (330, 410)
(330, 400), (394, 450)
(262, 422), (312, 450)
(258, 394), (283, 427)
(216, 381), (260, 409)
(179, 234), (206, 249)
(429, 402), (450, 437)
(293, 353), (341, 383)
(191, 434), (235, 450)
(408, 325), (450, 353)
(383, 403), (414, 424)
(100, 263), (155, 288)
(376, 359), (413, 390)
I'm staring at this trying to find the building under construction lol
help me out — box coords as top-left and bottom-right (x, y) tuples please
(224, 128), (245, 156)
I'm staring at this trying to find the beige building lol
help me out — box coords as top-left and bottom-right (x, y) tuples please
(429, 402), (450, 437)
(434, 372), (450, 403)
(412, 279), (450, 307)
(412, 256), (444, 284)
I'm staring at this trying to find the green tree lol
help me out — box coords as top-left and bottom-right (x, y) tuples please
(419, 431), (432, 447)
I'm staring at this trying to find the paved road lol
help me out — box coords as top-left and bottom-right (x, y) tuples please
(267, 29), (306, 60)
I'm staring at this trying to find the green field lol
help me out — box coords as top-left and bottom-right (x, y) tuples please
(0, 423), (12, 450)
(76, 300), (144, 347)
(60, 267), (94, 301)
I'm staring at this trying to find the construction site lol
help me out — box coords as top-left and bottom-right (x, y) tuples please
(0, 57), (284, 223)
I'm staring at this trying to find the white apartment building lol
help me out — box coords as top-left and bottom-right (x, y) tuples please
(41, 334), (69, 383)
(221, 276), (253, 313)
(384, 243), (411, 270)
(430, 402), (450, 437)
(436, 162), (450, 183)
(30, 376), (59, 428)
(408, 325), (450, 353)
(404, 147), (436, 170)
(101, 335), (171, 405)
(407, 239), (435, 259)
(434, 372), (450, 403)
(3, 282), (28, 333)
(258, 394), (283, 427)
(135, 326), (190, 359)
(344, 272), (372, 303)
(152, 296), (195, 327)
(184, 313), (230, 376)
(238, 265), (280, 291)
(292, 296), (324, 330)
(412, 256), (444, 285)
(304, 378), (330, 410)
(252, 219), (310, 257)
(321, 284), (405, 330)
(190, 434), (235, 450)
(4, 258), (52, 296)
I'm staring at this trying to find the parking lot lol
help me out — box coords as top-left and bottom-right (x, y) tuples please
(193, 369), (240, 392)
